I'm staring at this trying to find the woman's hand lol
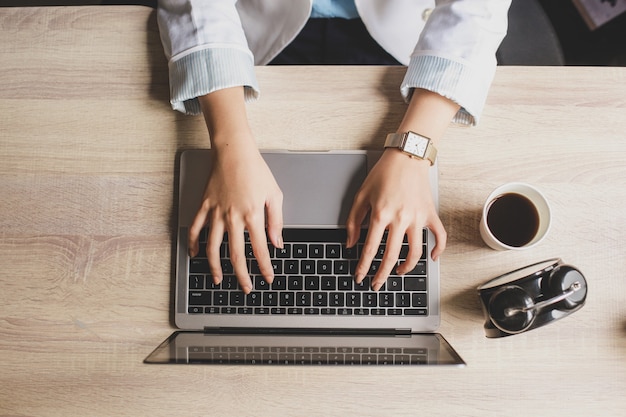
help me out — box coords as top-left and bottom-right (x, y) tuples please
(188, 141), (283, 294)
(188, 87), (283, 294)
(346, 148), (446, 291)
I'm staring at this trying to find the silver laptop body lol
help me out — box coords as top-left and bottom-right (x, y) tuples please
(174, 149), (441, 333)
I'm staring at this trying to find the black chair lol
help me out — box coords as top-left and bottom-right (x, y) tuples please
(498, 0), (564, 65)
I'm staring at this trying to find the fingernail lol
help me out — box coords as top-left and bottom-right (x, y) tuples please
(355, 273), (363, 284)
(372, 282), (382, 291)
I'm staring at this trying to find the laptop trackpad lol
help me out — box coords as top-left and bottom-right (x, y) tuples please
(264, 152), (367, 227)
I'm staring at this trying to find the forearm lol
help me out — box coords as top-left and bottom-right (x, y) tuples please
(198, 87), (254, 150)
(397, 88), (460, 146)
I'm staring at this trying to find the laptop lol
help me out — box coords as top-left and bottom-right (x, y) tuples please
(144, 149), (464, 366)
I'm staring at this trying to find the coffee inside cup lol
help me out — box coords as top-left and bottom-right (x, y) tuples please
(486, 192), (540, 247)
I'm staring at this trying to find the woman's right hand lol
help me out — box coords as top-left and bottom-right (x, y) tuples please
(189, 88), (284, 294)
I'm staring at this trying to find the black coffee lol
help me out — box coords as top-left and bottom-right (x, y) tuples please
(486, 192), (540, 247)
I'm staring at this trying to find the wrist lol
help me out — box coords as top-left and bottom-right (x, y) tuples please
(383, 131), (437, 166)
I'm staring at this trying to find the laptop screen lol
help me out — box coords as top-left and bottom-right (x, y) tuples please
(144, 331), (465, 366)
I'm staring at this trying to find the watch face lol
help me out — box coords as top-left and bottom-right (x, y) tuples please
(404, 132), (428, 157)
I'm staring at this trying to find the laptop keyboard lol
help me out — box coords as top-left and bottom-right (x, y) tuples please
(186, 345), (428, 365)
(187, 228), (428, 317)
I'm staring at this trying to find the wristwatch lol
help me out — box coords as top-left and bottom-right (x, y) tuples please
(384, 131), (437, 165)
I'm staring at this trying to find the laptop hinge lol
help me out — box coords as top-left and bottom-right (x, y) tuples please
(203, 327), (412, 336)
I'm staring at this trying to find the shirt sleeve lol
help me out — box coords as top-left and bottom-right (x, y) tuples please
(157, 0), (259, 115)
(401, 0), (511, 126)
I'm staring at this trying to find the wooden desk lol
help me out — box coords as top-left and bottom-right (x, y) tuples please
(1, 6), (625, 417)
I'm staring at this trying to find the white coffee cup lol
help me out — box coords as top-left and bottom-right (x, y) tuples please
(479, 183), (551, 251)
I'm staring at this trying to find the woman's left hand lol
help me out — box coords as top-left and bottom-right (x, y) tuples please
(346, 148), (447, 291)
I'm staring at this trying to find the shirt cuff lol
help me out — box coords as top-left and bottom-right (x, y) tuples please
(168, 47), (260, 115)
(401, 54), (496, 126)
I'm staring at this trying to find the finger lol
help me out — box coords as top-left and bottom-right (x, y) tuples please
(354, 221), (386, 285)
(247, 219), (274, 284)
(395, 226), (424, 276)
(428, 217), (447, 261)
(371, 227), (404, 291)
(227, 225), (253, 294)
(188, 200), (210, 258)
(207, 218), (225, 285)
(346, 195), (369, 248)
(265, 192), (284, 249)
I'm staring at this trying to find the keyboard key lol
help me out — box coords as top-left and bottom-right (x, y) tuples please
(230, 291), (245, 306)
(221, 275), (238, 290)
(244, 244), (254, 258)
(404, 277), (427, 291)
(246, 292), (261, 306)
(189, 291), (211, 306)
(338, 276), (353, 290)
(309, 244), (324, 258)
(280, 292), (295, 306)
(293, 244), (307, 258)
(275, 244), (291, 258)
(329, 292), (345, 307)
(354, 277), (370, 291)
(368, 260), (381, 275)
(342, 245), (358, 259)
(271, 275), (286, 290)
(284, 260), (299, 274)
(313, 292), (328, 307)
(321, 276), (336, 290)
(379, 293), (394, 307)
(333, 260), (349, 275)
(412, 293), (428, 307)
(387, 277), (402, 291)
(396, 293), (411, 307)
(346, 293), (360, 307)
(288, 276), (303, 290)
(271, 259), (283, 274)
(254, 276), (271, 291)
(405, 309), (427, 316)
(405, 261), (427, 276)
(263, 292), (278, 306)
(296, 292), (311, 306)
(221, 259), (233, 274)
(317, 260), (332, 274)
(189, 258), (210, 273)
(363, 293), (377, 307)
(305, 276), (319, 290)
(325, 244), (341, 258)
(301, 260), (315, 274)
(189, 275), (204, 290)
(214, 291), (228, 306)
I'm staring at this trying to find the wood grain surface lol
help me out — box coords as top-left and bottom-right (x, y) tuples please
(1, 5), (625, 417)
